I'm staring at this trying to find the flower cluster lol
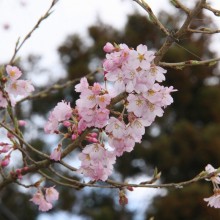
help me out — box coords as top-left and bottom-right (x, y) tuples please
(45, 42), (175, 182)
(204, 164), (220, 208)
(30, 187), (59, 212)
(77, 143), (116, 181)
(76, 78), (111, 130)
(0, 65), (34, 108)
(44, 100), (72, 134)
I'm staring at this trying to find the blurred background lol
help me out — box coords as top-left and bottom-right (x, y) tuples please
(0, 0), (220, 219)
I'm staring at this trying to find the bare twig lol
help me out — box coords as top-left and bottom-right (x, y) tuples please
(133, 0), (170, 36)
(204, 3), (220, 16)
(9, 0), (59, 65)
(187, 28), (220, 34)
(170, 0), (190, 14)
(154, 0), (206, 64)
(159, 57), (220, 69)
(17, 70), (96, 104)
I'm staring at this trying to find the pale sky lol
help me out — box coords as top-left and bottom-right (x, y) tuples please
(1, 0), (219, 71)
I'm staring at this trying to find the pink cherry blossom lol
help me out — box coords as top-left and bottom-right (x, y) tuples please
(51, 100), (72, 122)
(45, 187), (59, 203)
(204, 189), (220, 208)
(149, 64), (166, 83)
(103, 42), (115, 53)
(30, 190), (53, 212)
(94, 108), (110, 128)
(6, 80), (34, 97)
(96, 93), (111, 109)
(50, 146), (62, 161)
(30, 190), (44, 205)
(77, 143), (116, 181)
(38, 199), (53, 212)
(127, 94), (147, 117)
(92, 82), (102, 95)
(105, 117), (126, 139)
(44, 113), (59, 134)
(75, 77), (89, 93)
(6, 65), (22, 81)
(205, 164), (220, 184)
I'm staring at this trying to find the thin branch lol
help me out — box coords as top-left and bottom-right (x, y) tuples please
(170, 0), (190, 14)
(133, 0), (170, 36)
(17, 70), (96, 104)
(154, 0), (206, 64)
(187, 28), (220, 34)
(49, 166), (83, 188)
(38, 170), (80, 189)
(159, 57), (220, 69)
(0, 122), (50, 159)
(203, 3), (220, 16)
(9, 0), (59, 65)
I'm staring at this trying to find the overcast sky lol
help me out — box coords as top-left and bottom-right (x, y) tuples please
(1, 0), (219, 69)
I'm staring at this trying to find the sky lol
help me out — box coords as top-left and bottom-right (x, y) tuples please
(0, 0), (176, 66)
(1, 0), (219, 72)
(1, 0), (220, 219)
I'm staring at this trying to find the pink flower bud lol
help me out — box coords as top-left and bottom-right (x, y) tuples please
(63, 121), (71, 127)
(71, 134), (77, 141)
(119, 191), (128, 206)
(16, 169), (23, 180)
(89, 132), (98, 138)
(0, 143), (11, 153)
(1, 155), (10, 167)
(126, 186), (134, 191)
(7, 132), (14, 139)
(18, 120), (26, 127)
(103, 42), (115, 53)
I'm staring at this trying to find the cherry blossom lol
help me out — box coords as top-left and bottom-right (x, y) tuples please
(30, 187), (59, 212)
(205, 164), (220, 184)
(45, 187), (59, 203)
(50, 145), (62, 161)
(204, 189), (220, 208)
(6, 65), (22, 81)
(77, 143), (116, 181)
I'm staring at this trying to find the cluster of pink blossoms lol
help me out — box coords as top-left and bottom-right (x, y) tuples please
(45, 42), (176, 182)
(0, 65), (34, 107)
(77, 143), (116, 181)
(30, 187), (59, 211)
(204, 164), (220, 208)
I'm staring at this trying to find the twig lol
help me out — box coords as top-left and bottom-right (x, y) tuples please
(204, 3), (220, 16)
(17, 70), (96, 104)
(170, 0), (190, 14)
(159, 57), (220, 69)
(0, 122), (50, 159)
(187, 28), (220, 34)
(133, 0), (170, 36)
(154, 0), (206, 64)
(9, 0), (59, 65)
